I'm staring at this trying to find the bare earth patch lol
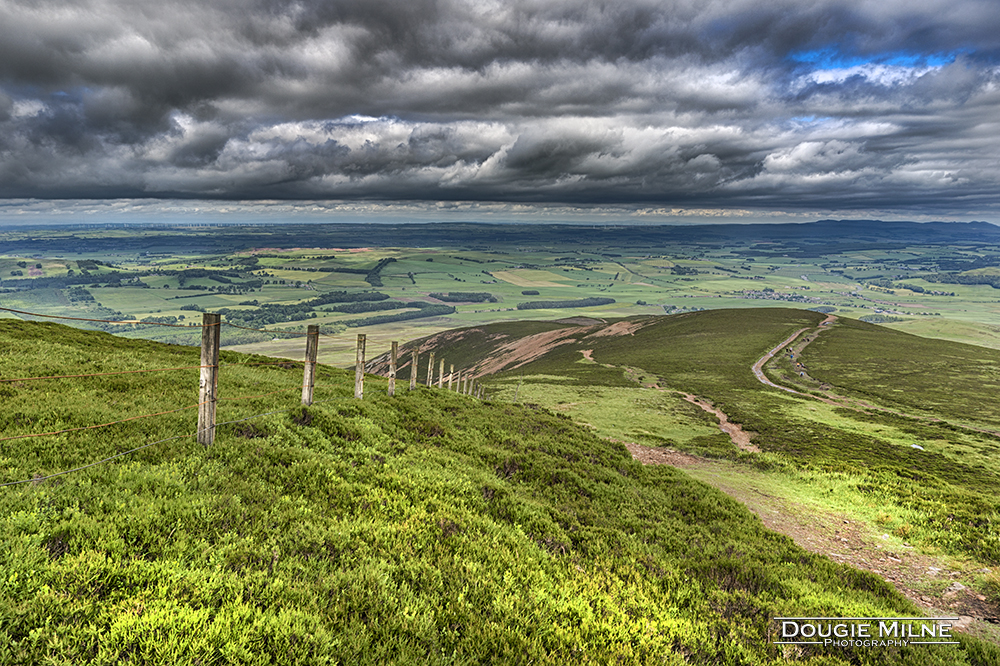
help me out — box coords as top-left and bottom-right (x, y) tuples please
(682, 394), (760, 453)
(620, 440), (702, 467)
(471, 327), (584, 376)
(584, 319), (649, 338)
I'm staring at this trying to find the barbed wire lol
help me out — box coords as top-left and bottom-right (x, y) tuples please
(0, 402), (205, 444)
(0, 432), (193, 488)
(0, 365), (210, 384)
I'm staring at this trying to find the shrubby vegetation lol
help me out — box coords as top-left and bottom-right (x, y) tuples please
(324, 300), (408, 314)
(216, 291), (391, 328)
(342, 303), (456, 327)
(429, 292), (498, 303)
(860, 314), (905, 324)
(3, 320), (995, 664)
(516, 297), (615, 310)
(924, 273), (1000, 289)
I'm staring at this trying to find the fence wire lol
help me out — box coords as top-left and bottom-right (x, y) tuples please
(0, 365), (210, 384)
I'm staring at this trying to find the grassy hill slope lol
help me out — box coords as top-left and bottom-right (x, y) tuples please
(388, 310), (1000, 591)
(1, 321), (997, 664)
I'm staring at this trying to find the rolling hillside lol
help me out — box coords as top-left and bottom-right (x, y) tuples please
(378, 309), (1000, 638)
(1, 319), (998, 664)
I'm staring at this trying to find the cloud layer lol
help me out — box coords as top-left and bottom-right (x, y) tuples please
(2, 0), (999, 215)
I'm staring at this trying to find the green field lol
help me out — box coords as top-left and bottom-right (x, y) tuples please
(6, 221), (1000, 367)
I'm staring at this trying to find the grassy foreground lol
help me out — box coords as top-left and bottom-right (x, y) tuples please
(1, 321), (998, 664)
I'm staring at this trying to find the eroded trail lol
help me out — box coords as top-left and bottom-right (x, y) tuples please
(753, 316), (1000, 438)
(750, 314), (837, 395)
(621, 448), (998, 634)
(681, 394), (759, 453)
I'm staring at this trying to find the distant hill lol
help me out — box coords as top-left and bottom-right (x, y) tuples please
(2, 219), (997, 256)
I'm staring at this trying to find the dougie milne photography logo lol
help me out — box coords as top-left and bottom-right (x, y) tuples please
(774, 617), (960, 648)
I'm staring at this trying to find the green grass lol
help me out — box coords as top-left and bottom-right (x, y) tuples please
(406, 310), (1000, 569)
(4, 320), (997, 664)
(802, 318), (1000, 428)
(486, 376), (731, 455)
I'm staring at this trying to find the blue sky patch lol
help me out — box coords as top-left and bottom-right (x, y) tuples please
(790, 48), (964, 70)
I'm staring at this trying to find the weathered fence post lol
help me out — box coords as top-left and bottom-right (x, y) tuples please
(462, 374), (468, 395)
(438, 358), (445, 388)
(410, 349), (418, 390)
(426, 351), (435, 386)
(388, 341), (398, 397)
(455, 369), (462, 393)
(197, 313), (221, 446)
(301, 324), (319, 406)
(355, 333), (366, 399)
(448, 364), (455, 391)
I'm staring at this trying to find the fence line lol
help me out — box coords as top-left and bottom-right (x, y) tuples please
(0, 432), (194, 488)
(0, 402), (206, 444)
(1, 308), (495, 486)
(0, 364), (210, 384)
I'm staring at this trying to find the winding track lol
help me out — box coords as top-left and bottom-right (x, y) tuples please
(751, 314), (837, 394)
(750, 315), (1000, 438)
(751, 328), (810, 394)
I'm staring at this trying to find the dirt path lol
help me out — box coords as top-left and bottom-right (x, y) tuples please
(754, 316), (1000, 438)
(611, 316), (999, 637)
(620, 445), (999, 637)
(681, 394), (760, 453)
(750, 314), (837, 395)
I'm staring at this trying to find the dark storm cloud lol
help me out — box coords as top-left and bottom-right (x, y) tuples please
(1, 0), (1000, 216)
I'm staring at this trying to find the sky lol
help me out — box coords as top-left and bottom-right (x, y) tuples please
(1, 0), (999, 225)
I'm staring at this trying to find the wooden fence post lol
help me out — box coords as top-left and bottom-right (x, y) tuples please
(410, 349), (418, 390)
(462, 374), (468, 395)
(448, 364), (454, 391)
(301, 325), (319, 406)
(438, 358), (445, 388)
(355, 333), (366, 399)
(426, 351), (435, 386)
(197, 313), (221, 446)
(455, 369), (462, 393)
(388, 341), (398, 397)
